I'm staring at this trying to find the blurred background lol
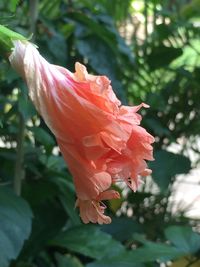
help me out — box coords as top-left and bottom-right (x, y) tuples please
(0, 0), (200, 267)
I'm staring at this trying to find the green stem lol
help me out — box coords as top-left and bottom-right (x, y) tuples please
(29, 0), (38, 37)
(13, 113), (25, 196)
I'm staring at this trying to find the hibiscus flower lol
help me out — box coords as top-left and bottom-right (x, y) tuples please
(9, 41), (154, 224)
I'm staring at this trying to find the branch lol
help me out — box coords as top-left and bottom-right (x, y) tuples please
(13, 113), (25, 196)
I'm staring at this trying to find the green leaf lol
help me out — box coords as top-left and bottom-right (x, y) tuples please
(20, 198), (67, 259)
(128, 243), (183, 263)
(55, 177), (81, 226)
(9, 0), (20, 12)
(145, 118), (170, 137)
(128, 192), (152, 205)
(32, 127), (55, 148)
(165, 225), (200, 254)
(39, 154), (66, 171)
(22, 179), (60, 207)
(55, 253), (84, 267)
(47, 32), (67, 66)
(18, 91), (36, 121)
(150, 150), (191, 192)
(51, 225), (125, 260)
(132, 233), (184, 262)
(0, 187), (32, 267)
(20, 181), (67, 259)
(146, 46), (183, 70)
(86, 251), (145, 267)
(101, 217), (143, 242)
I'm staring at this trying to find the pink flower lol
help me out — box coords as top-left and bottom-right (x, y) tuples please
(9, 41), (154, 224)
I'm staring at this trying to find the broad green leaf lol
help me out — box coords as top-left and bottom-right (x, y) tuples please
(20, 183), (67, 259)
(165, 226), (200, 254)
(101, 217), (143, 242)
(52, 176), (80, 225)
(128, 243), (183, 263)
(86, 251), (145, 267)
(150, 150), (191, 192)
(51, 225), (125, 260)
(0, 187), (32, 267)
(55, 253), (84, 267)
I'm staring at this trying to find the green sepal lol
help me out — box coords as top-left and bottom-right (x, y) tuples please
(0, 25), (27, 57)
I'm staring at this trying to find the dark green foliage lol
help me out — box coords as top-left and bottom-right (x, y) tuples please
(150, 150), (191, 192)
(0, 188), (32, 267)
(51, 225), (125, 259)
(0, 0), (200, 267)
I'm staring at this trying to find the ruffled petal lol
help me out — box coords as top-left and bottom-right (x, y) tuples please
(76, 199), (111, 224)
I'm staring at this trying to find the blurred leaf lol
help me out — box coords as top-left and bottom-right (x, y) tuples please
(15, 263), (35, 267)
(87, 240), (183, 267)
(54, 177), (81, 225)
(86, 251), (145, 267)
(47, 32), (67, 65)
(18, 90), (36, 121)
(101, 217), (143, 242)
(70, 12), (121, 54)
(128, 192), (152, 204)
(171, 257), (200, 267)
(145, 118), (170, 137)
(39, 154), (66, 171)
(20, 183), (67, 259)
(147, 46), (183, 70)
(155, 23), (174, 41)
(40, 0), (61, 19)
(0, 187), (32, 267)
(31, 127), (55, 148)
(9, 0), (20, 12)
(165, 225), (200, 254)
(180, 0), (200, 19)
(22, 179), (60, 207)
(55, 253), (84, 267)
(150, 150), (191, 192)
(51, 225), (125, 260)
(127, 244), (183, 263)
(131, 233), (184, 262)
